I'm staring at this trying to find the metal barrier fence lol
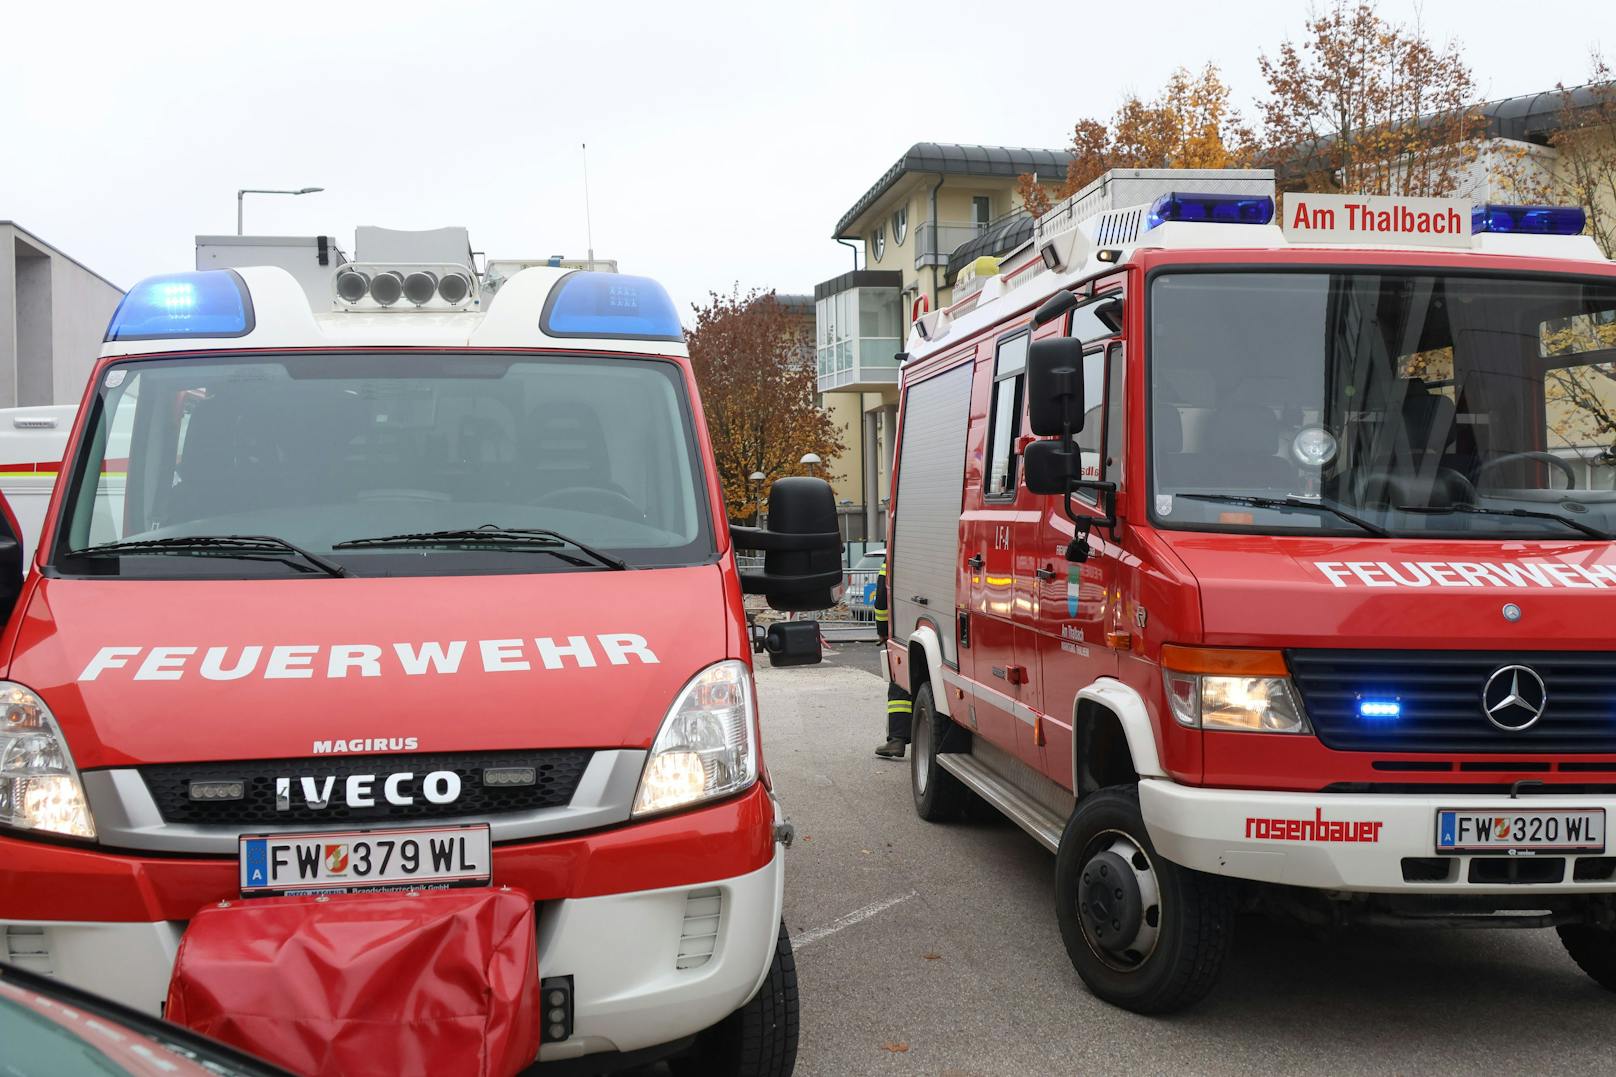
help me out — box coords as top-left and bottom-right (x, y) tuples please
(734, 555), (878, 623)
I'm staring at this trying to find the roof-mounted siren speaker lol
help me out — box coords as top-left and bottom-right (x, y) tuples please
(369, 271), (405, 307)
(403, 271), (439, 306)
(437, 271), (472, 305)
(334, 269), (370, 304)
(1037, 228), (1090, 274)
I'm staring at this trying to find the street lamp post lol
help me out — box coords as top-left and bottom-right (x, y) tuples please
(237, 186), (325, 235)
(799, 452), (822, 477)
(748, 471), (766, 524)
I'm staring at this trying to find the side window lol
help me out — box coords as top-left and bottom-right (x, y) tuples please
(985, 332), (1028, 499)
(1068, 296), (1126, 505)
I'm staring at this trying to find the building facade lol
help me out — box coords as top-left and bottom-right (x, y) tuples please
(0, 223), (124, 407)
(815, 144), (1069, 543)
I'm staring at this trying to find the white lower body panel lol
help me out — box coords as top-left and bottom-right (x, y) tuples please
(1140, 779), (1616, 895)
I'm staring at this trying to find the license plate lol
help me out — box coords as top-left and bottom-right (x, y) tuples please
(239, 824), (492, 896)
(1435, 808), (1605, 855)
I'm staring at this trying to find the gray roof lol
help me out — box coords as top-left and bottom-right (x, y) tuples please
(834, 143), (1069, 238)
(945, 213), (1035, 283)
(1482, 82), (1613, 143)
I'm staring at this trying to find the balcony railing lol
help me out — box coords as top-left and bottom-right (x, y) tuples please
(817, 338), (901, 392)
(915, 220), (987, 268)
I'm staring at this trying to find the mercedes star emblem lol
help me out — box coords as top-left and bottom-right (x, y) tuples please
(1482, 665), (1547, 731)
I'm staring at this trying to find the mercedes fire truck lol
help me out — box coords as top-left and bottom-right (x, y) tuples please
(884, 168), (1616, 1012)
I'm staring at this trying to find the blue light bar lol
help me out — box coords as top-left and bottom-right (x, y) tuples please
(105, 271), (254, 342)
(1358, 699), (1401, 720)
(1471, 203), (1587, 236)
(1147, 192), (1275, 230)
(541, 272), (682, 341)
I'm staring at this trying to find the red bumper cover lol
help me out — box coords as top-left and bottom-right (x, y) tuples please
(166, 888), (540, 1077)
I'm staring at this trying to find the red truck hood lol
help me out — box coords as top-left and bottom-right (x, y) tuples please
(8, 567), (730, 768)
(1164, 533), (1616, 650)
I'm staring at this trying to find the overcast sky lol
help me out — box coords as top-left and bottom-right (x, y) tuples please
(2, 0), (1605, 318)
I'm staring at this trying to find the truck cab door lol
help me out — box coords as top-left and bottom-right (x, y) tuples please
(963, 330), (1033, 760)
(1035, 326), (1128, 783)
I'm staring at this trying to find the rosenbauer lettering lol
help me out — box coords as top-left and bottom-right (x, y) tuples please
(76, 634), (659, 681)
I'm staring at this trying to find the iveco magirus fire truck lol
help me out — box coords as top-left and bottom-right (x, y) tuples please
(0, 248), (841, 1073)
(884, 167), (1616, 1012)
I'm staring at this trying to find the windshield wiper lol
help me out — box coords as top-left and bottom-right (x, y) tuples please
(333, 525), (628, 570)
(1177, 493), (1391, 537)
(1394, 503), (1613, 541)
(71, 535), (350, 578)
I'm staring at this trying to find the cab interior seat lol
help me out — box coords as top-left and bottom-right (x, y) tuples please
(522, 403), (643, 520)
(1164, 401), (1295, 491)
(167, 390), (298, 525)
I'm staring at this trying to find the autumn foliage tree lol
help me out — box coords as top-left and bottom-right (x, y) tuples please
(1016, 65), (1258, 218)
(686, 289), (844, 522)
(1258, 1), (1483, 196)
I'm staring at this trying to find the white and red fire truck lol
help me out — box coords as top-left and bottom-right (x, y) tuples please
(0, 247), (841, 1073)
(885, 168), (1616, 1013)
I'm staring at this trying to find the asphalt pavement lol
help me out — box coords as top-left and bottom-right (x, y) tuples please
(759, 655), (1616, 1077)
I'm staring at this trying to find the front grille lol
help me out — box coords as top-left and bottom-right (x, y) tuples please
(139, 749), (594, 826)
(1289, 650), (1616, 754)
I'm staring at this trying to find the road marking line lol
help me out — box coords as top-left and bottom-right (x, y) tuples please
(792, 890), (918, 949)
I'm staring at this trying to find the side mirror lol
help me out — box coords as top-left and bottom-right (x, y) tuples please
(761, 620), (822, 667)
(1023, 440), (1079, 496)
(731, 476), (844, 612)
(1026, 337), (1086, 437)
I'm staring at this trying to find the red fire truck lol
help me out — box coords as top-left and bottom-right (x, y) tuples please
(0, 253), (840, 1074)
(885, 169), (1616, 1013)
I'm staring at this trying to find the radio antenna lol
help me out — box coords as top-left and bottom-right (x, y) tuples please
(581, 142), (596, 266)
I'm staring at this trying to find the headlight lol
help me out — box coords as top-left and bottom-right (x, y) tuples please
(1161, 647), (1311, 735)
(633, 660), (758, 818)
(0, 683), (95, 837)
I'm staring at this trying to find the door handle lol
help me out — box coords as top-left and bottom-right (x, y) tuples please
(911, 595), (929, 606)
(992, 664), (1028, 686)
(1036, 565), (1056, 581)
(967, 554), (984, 570)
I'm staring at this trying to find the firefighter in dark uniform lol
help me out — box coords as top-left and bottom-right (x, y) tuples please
(873, 561), (913, 759)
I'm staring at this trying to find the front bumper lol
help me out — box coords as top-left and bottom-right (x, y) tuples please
(0, 850), (783, 1061)
(1140, 778), (1616, 894)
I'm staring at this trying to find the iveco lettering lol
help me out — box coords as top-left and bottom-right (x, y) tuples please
(0, 234), (842, 1074)
(883, 169), (1616, 1013)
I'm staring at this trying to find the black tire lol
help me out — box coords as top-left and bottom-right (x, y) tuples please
(672, 921), (799, 1077)
(1054, 784), (1233, 1014)
(1558, 923), (1616, 991)
(910, 681), (970, 821)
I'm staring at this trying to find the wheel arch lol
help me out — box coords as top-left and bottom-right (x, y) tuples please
(905, 624), (950, 717)
(1072, 678), (1166, 797)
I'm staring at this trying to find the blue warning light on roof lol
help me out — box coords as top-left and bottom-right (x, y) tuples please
(1147, 192), (1275, 230)
(1471, 203), (1587, 236)
(541, 272), (683, 341)
(105, 271), (255, 342)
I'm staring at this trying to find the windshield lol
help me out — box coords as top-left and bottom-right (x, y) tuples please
(1149, 270), (1616, 538)
(53, 351), (713, 577)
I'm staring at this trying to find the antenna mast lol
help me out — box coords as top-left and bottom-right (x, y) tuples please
(581, 143), (596, 266)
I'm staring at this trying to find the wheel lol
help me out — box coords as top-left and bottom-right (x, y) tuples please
(1558, 923), (1616, 991)
(1053, 784), (1233, 1014)
(910, 681), (970, 821)
(672, 921), (799, 1077)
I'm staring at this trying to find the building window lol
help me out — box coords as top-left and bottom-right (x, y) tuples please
(972, 196), (992, 229)
(985, 332), (1028, 499)
(871, 224), (886, 263)
(892, 206), (908, 246)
